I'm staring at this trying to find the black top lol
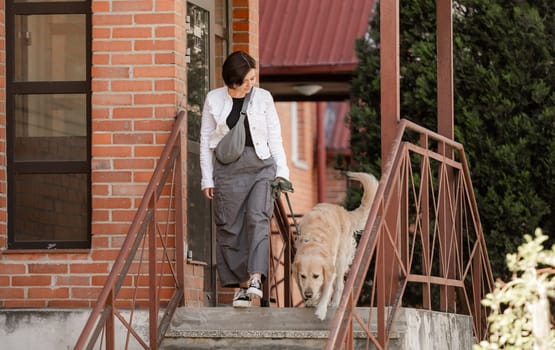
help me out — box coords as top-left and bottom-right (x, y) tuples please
(226, 97), (254, 147)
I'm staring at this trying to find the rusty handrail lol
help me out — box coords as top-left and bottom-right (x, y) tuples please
(74, 111), (186, 350)
(326, 118), (494, 349)
(268, 194), (300, 307)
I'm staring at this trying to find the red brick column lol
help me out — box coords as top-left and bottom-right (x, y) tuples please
(89, 0), (188, 305)
(184, 260), (207, 307)
(0, 4), (7, 251)
(231, 0), (259, 62)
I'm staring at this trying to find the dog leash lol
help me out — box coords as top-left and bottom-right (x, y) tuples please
(283, 192), (300, 237)
(271, 179), (301, 237)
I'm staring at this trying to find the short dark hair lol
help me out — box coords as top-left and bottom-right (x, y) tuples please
(222, 51), (256, 88)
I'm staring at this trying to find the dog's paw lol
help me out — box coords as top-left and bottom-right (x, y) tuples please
(315, 306), (327, 320)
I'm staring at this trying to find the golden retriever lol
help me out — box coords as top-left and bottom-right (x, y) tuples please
(292, 172), (379, 320)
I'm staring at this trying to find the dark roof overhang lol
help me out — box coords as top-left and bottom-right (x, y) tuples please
(259, 0), (374, 101)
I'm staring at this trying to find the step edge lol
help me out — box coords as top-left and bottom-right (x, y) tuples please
(165, 329), (401, 339)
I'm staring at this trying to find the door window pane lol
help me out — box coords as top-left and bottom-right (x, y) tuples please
(14, 94), (87, 161)
(14, 173), (89, 244)
(186, 3), (210, 142)
(15, 14), (86, 81)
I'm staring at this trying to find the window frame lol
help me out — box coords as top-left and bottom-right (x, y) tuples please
(6, 0), (92, 249)
(290, 102), (309, 170)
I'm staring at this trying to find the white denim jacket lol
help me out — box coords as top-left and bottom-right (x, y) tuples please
(200, 86), (290, 190)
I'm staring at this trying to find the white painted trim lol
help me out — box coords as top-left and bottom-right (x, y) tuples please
(290, 102), (308, 170)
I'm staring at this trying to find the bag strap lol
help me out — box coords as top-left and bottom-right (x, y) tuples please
(240, 88), (252, 117)
(229, 88), (251, 129)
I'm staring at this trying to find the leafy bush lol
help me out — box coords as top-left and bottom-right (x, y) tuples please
(475, 228), (555, 350)
(349, 0), (554, 280)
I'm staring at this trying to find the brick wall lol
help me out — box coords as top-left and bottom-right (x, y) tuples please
(183, 261), (205, 307)
(278, 101), (347, 212)
(281, 102), (318, 214)
(325, 167), (348, 205)
(0, 0), (196, 308)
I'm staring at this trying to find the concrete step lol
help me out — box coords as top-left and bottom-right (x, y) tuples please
(160, 306), (396, 349)
(160, 306), (475, 350)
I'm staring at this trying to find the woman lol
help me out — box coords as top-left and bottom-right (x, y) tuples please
(199, 51), (291, 307)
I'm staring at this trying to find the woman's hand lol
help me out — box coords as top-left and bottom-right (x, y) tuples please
(271, 177), (294, 198)
(203, 188), (214, 200)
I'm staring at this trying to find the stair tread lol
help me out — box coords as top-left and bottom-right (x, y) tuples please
(166, 306), (391, 339)
(170, 307), (332, 330)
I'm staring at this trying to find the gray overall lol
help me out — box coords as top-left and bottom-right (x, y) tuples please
(213, 147), (276, 287)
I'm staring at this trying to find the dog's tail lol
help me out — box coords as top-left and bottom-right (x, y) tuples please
(345, 171), (379, 230)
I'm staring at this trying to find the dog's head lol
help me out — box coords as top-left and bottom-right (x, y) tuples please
(292, 251), (334, 307)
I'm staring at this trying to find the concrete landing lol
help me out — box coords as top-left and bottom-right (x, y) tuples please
(161, 307), (475, 350)
(161, 306), (373, 349)
(0, 307), (475, 349)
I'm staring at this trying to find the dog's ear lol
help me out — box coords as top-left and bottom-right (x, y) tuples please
(322, 259), (336, 283)
(291, 259), (301, 288)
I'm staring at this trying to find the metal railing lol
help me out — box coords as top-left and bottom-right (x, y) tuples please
(74, 111), (186, 350)
(268, 194), (302, 307)
(326, 119), (495, 349)
(73, 112), (492, 349)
